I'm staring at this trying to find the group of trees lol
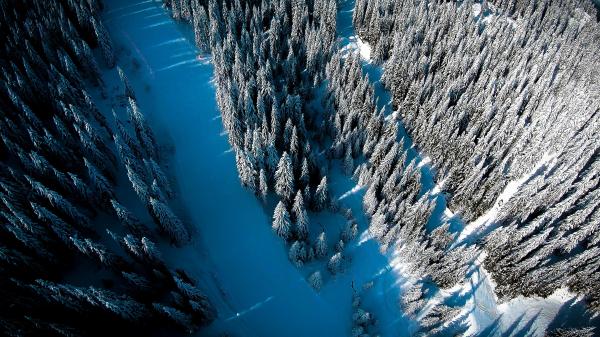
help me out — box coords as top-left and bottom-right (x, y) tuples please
(350, 286), (376, 337)
(401, 282), (468, 336)
(354, 0), (600, 317)
(0, 0), (214, 335)
(164, 0), (366, 285)
(323, 49), (477, 290)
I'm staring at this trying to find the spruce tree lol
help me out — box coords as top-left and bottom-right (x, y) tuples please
(314, 176), (329, 211)
(292, 191), (308, 240)
(275, 152), (295, 202)
(272, 201), (292, 240)
(315, 231), (328, 258)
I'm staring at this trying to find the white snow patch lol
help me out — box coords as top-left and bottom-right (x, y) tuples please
(431, 178), (446, 196)
(417, 156), (431, 168)
(473, 3), (482, 16)
(356, 37), (371, 61)
(340, 35), (372, 62)
(496, 287), (577, 336)
(455, 153), (558, 245)
(443, 207), (455, 218)
(338, 184), (365, 201)
(357, 229), (373, 246)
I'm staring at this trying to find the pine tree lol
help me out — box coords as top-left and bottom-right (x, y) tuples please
(91, 16), (115, 68)
(275, 152), (295, 202)
(314, 176), (329, 211)
(84, 157), (114, 200)
(259, 169), (268, 202)
(308, 271), (323, 291)
(111, 199), (148, 236)
(328, 252), (343, 274)
(288, 241), (305, 267)
(117, 66), (135, 99)
(548, 327), (595, 337)
(152, 303), (195, 332)
(342, 221), (359, 242)
(149, 197), (189, 245)
(300, 157), (310, 187)
(272, 201), (292, 240)
(335, 239), (344, 253)
(343, 145), (354, 176)
(315, 231), (328, 258)
(292, 191), (309, 240)
(191, 0), (210, 52)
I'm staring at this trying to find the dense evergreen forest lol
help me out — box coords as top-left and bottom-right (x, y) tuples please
(0, 0), (214, 335)
(1, 0), (600, 335)
(353, 0), (600, 313)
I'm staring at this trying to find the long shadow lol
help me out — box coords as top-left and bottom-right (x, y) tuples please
(502, 313), (526, 337)
(478, 316), (503, 337)
(546, 297), (599, 331)
(512, 312), (540, 337)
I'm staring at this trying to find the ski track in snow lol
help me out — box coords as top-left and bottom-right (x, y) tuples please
(101, 0), (577, 335)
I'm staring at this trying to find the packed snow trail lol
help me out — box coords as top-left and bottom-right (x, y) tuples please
(102, 0), (413, 336)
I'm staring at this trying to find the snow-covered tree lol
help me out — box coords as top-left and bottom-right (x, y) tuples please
(328, 252), (343, 275)
(259, 169), (268, 202)
(343, 145), (354, 176)
(288, 241), (305, 267)
(117, 66), (135, 99)
(152, 303), (194, 332)
(314, 176), (329, 211)
(292, 191), (308, 240)
(308, 271), (323, 291)
(272, 201), (292, 240)
(315, 231), (328, 258)
(149, 197), (189, 245)
(547, 327), (595, 337)
(275, 152), (295, 202)
(91, 16), (114, 68)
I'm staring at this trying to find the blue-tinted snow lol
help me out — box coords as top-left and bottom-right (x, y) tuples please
(101, 0), (594, 335)
(102, 0), (414, 336)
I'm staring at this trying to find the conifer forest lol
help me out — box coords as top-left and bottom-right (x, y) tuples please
(1, 0), (600, 336)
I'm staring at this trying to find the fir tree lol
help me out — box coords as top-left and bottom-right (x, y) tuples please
(149, 197), (189, 245)
(117, 66), (135, 99)
(292, 191), (308, 240)
(315, 231), (328, 258)
(328, 252), (343, 275)
(275, 152), (295, 202)
(91, 17), (115, 68)
(308, 271), (323, 291)
(314, 176), (329, 211)
(272, 201), (292, 240)
(259, 169), (268, 202)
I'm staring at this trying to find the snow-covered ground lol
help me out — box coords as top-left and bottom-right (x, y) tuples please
(100, 0), (589, 335)
(102, 0), (413, 336)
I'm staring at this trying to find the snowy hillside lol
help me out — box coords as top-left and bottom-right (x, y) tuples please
(0, 0), (599, 336)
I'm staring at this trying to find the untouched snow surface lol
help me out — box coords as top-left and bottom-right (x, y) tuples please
(103, 0), (412, 336)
